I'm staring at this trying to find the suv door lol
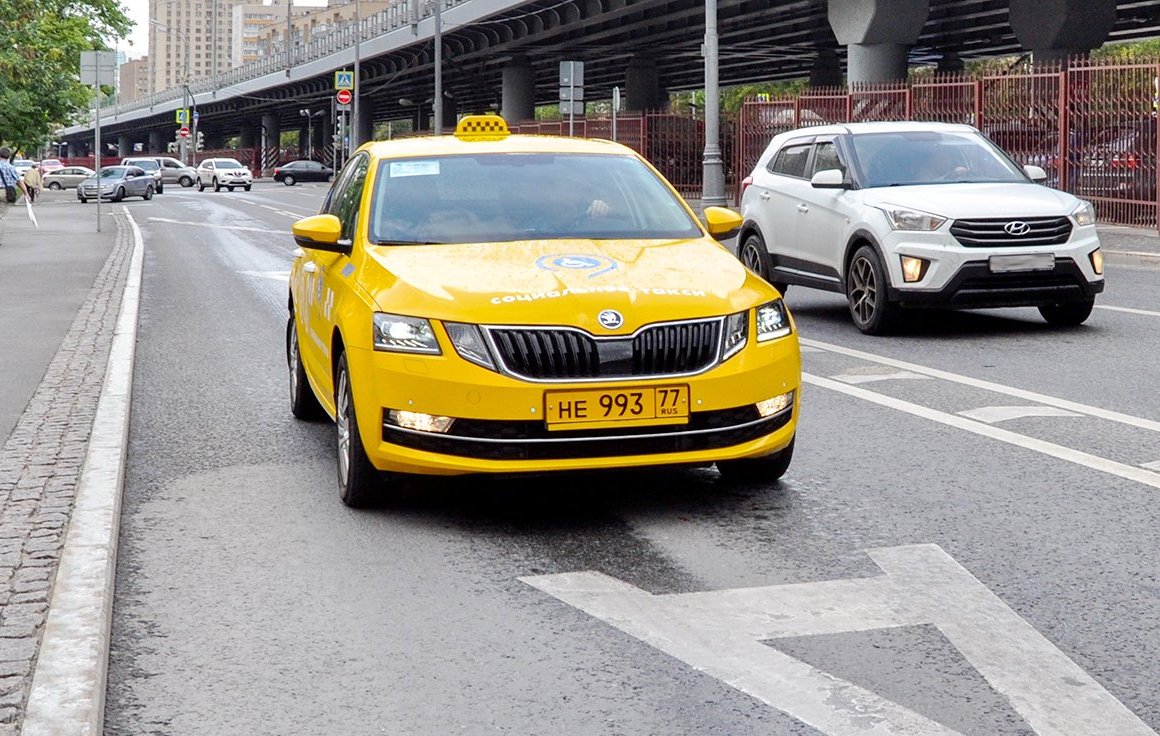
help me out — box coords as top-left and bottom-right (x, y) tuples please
(794, 137), (853, 289)
(749, 137), (815, 274)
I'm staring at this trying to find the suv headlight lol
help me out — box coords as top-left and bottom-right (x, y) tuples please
(1071, 201), (1096, 227)
(372, 313), (441, 354)
(755, 299), (792, 341)
(445, 322), (496, 370)
(721, 311), (749, 360)
(879, 205), (947, 231)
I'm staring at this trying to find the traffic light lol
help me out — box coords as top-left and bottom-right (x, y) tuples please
(195, 130), (204, 152)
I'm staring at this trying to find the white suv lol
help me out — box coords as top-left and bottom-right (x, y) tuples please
(196, 158), (253, 192)
(738, 121), (1105, 334)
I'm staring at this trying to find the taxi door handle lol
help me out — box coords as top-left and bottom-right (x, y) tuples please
(796, 204), (809, 214)
(303, 262), (318, 273)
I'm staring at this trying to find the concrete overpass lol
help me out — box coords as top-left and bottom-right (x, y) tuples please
(62, 0), (1160, 160)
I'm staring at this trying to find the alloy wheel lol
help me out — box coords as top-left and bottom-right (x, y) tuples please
(848, 256), (878, 326)
(336, 368), (352, 486)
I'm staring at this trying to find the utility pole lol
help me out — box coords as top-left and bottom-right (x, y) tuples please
(700, 0), (727, 208)
(433, 0), (443, 134)
(352, 0), (361, 150)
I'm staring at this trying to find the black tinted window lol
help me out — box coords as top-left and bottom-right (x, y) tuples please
(769, 144), (811, 178)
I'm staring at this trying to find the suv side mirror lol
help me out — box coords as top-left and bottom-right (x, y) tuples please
(1023, 164), (1048, 183)
(810, 169), (848, 189)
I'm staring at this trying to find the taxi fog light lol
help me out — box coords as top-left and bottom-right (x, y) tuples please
(387, 410), (455, 433)
(445, 322), (496, 370)
(372, 313), (441, 354)
(1089, 248), (1104, 275)
(721, 311), (749, 360)
(755, 299), (792, 342)
(756, 391), (794, 418)
(900, 256), (929, 283)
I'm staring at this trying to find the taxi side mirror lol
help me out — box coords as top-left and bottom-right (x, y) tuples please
(293, 214), (350, 255)
(702, 206), (743, 241)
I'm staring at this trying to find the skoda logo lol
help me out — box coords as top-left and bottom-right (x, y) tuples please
(597, 309), (624, 330)
(1004, 221), (1032, 236)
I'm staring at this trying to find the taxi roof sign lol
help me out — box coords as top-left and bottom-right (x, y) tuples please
(454, 114), (510, 141)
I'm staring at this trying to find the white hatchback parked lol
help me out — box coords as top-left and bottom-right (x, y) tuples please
(738, 121), (1105, 334)
(196, 158), (253, 192)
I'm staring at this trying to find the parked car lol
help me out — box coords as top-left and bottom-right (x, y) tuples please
(38, 159), (65, 174)
(273, 159), (334, 185)
(196, 158), (252, 191)
(152, 156), (197, 187)
(738, 121), (1104, 334)
(287, 114), (800, 507)
(1071, 119), (1157, 203)
(13, 159), (34, 175)
(77, 165), (156, 202)
(120, 157), (165, 193)
(43, 165), (95, 190)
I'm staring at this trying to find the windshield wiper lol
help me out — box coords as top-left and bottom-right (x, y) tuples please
(369, 239), (446, 245)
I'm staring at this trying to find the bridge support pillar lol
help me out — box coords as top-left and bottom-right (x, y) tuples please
(625, 57), (663, 112)
(312, 121), (326, 156)
(809, 47), (843, 87)
(501, 56), (536, 123)
(1010, 0), (1115, 65)
(262, 113), (280, 177)
(118, 135), (132, 157)
(204, 132), (225, 150)
(239, 122), (259, 150)
(298, 126), (310, 157)
(356, 106), (374, 146)
(828, 0), (929, 84)
(149, 130), (167, 155)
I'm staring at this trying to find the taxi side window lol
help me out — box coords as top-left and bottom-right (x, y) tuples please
(327, 153), (370, 241)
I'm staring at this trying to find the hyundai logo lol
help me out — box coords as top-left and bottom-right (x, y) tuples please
(597, 309), (624, 329)
(1004, 221), (1032, 236)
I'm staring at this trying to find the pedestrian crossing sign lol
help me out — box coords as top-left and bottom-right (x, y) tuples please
(175, 108), (188, 124)
(334, 71), (354, 91)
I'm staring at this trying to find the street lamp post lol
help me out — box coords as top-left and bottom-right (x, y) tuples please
(151, 19), (192, 162)
(352, 0), (361, 152)
(300, 108), (323, 159)
(700, 0), (727, 209)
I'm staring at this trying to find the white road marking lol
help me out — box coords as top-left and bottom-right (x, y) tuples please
(804, 373), (1160, 490)
(1095, 304), (1160, 317)
(799, 345), (825, 353)
(801, 338), (1160, 434)
(1143, 460), (1160, 471)
(831, 369), (933, 385)
(523, 544), (1155, 736)
(146, 216), (290, 234)
(240, 270), (290, 282)
(957, 406), (1083, 424)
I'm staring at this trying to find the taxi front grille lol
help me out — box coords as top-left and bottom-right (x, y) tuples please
(487, 319), (722, 380)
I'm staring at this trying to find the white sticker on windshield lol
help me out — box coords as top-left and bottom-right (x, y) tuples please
(390, 161), (439, 177)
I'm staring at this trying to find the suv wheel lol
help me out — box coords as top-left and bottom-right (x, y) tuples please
(196, 178), (205, 191)
(846, 245), (898, 335)
(1039, 298), (1094, 327)
(739, 233), (788, 295)
(213, 178), (221, 192)
(179, 175), (193, 187)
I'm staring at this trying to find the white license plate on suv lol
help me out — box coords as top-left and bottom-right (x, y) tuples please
(988, 254), (1054, 273)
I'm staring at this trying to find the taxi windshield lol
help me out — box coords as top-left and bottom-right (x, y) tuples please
(368, 152), (702, 244)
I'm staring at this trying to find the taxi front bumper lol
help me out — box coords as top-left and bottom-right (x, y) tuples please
(345, 340), (800, 476)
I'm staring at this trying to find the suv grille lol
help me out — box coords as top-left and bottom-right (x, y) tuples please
(949, 217), (1072, 247)
(488, 319), (722, 380)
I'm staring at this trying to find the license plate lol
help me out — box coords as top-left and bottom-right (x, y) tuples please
(545, 385), (689, 430)
(989, 254), (1055, 273)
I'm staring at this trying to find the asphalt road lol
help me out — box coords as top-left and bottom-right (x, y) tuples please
(102, 183), (1160, 735)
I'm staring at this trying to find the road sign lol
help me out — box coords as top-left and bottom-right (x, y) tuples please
(559, 61), (584, 87)
(79, 51), (117, 85)
(336, 89), (353, 105)
(193, 110), (200, 121)
(559, 100), (585, 116)
(176, 109), (189, 124)
(335, 70), (354, 90)
(179, 126), (190, 138)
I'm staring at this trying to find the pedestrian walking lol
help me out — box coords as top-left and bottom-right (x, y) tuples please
(23, 163), (42, 203)
(0, 146), (29, 246)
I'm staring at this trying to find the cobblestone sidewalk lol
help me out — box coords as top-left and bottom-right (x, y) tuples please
(0, 212), (133, 735)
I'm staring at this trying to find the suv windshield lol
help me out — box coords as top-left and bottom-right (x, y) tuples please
(368, 152), (701, 243)
(129, 160), (160, 171)
(216, 160), (244, 169)
(850, 131), (1028, 188)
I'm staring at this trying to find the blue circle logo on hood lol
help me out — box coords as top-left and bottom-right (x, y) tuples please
(536, 253), (618, 278)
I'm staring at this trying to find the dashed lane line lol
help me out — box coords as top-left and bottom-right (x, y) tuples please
(801, 338), (1160, 434)
(146, 216), (290, 234)
(1094, 304), (1160, 317)
(804, 373), (1160, 491)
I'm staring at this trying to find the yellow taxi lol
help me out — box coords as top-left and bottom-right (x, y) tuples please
(287, 115), (801, 507)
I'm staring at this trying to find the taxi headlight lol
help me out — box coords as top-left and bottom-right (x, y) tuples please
(445, 322), (496, 370)
(1072, 201), (1096, 227)
(372, 313), (441, 354)
(755, 299), (792, 342)
(879, 205), (947, 231)
(720, 311), (749, 360)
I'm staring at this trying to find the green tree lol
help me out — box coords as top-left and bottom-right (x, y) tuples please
(0, 0), (130, 153)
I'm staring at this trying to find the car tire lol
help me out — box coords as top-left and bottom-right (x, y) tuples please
(717, 438), (795, 485)
(113, 187), (125, 202)
(179, 175), (193, 187)
(739, 233), (788, 294)
(78, 196), (87, 203)
(284, 175), (296, 186)
(334, 350), (387, 508)
(213, 178), (221, 192)
(1039, 298), (1095, 327)
(846, 245), (898, 335)
(287, 316), (325, 421)
(244, 185), (251, 192)
(197, 179), (205, 191)
(157, 183), (164, 194)
(143, 185), (154, 200)
(48, 182), (62, 191)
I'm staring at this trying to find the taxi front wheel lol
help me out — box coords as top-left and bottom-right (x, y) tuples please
(716, 437), (794, 485)
(335, 350), (394, 508)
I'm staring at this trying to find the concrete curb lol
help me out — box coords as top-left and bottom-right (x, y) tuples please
(1103, 248), (1160, 267)
(20, 210), (142, 736)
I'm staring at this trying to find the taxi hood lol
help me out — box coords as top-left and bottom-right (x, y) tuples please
(361, 238), (773, 333)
